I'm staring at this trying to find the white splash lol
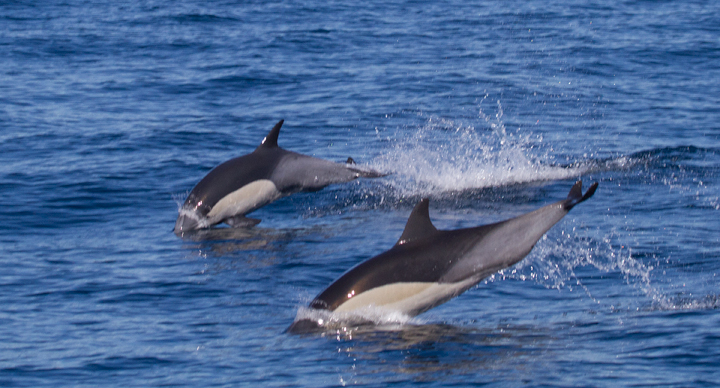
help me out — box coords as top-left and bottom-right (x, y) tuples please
(370, 103), (592, 197)
(490, 227), (719, 312)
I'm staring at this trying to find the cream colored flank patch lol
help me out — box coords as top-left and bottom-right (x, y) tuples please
(207, 179), (281, 224)
(334, 279), (475, 315)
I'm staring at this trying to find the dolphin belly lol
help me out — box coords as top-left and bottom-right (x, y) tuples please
(206, 179), (282, 226)
(333, 278), (477, 316)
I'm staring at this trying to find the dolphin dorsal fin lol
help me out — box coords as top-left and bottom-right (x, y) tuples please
(396, 198), (437, 245)
(260, 119), (284, 148)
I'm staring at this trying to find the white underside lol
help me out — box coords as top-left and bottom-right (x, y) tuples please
(333, 278), (477, 316)
(206, 179), (282, 225)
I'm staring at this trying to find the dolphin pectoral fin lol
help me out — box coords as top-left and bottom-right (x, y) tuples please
(563, 180), (599, 211)
(225, 216), (261, 228)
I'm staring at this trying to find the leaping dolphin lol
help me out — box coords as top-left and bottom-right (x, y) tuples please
(288, 181), (598, 333)
(174, 120), (385, 234)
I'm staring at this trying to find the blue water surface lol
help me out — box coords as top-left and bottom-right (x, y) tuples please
(1, 1), (719, 386)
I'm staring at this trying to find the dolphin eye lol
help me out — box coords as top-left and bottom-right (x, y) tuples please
(347, 290), (355, 299)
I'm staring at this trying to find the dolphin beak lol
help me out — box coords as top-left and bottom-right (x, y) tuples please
(174, 213), (200, 235)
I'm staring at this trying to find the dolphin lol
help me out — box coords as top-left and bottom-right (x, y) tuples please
(287, 180), (598, 333)
(174, 120), (385, 234)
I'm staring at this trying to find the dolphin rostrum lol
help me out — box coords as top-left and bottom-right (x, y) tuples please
(288, 181), (598, 333)
(174, 120), (385, 234)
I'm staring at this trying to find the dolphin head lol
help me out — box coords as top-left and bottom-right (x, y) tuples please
(174, 198), (210, 235)
(174, 212), (200, 235)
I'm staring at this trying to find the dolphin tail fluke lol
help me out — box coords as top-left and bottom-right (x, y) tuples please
(563, 180), (599, 211)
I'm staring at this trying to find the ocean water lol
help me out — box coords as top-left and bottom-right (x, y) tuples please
(1, 0), (719, 386)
